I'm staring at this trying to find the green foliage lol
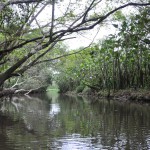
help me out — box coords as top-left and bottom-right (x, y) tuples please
(113, 10), (126, 21)
(9, 64), (53, 90)
(76, 85), (85, 93)
(57, 77), (70, 93)
(82, 86), (92, 95)
(0, 0), (149, 91)
(54, 8), (150, 93)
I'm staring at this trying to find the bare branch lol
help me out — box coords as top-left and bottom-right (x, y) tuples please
(54, 2), (150, 35)
(35, 18), (45, 36)
(82, 0), (102, 22)
(49, 0), (55, 41)
(28, 1), (49, 25)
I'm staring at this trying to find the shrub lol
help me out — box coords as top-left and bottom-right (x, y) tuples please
(82, 86), (92, 95)
(57, 80), (69, 93)
(76, 85), (85, 93)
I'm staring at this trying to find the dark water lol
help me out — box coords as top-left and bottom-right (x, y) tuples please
(0, 92), (150, 150)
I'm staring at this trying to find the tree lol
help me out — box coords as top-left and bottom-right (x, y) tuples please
(0, 0), (150, 89)
(54, 6), (150, 93)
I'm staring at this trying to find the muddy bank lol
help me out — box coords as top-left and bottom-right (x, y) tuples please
(66, 89), (150, 103)
(112, 90), (150, 103)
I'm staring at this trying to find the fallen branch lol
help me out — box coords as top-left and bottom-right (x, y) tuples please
(0, 86), (47, 98)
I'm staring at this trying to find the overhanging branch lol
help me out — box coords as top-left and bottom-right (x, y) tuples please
(53, 2), (150, 35)
(0, 0), (43, 12)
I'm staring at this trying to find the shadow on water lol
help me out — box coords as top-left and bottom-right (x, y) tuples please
(0, 93), (150, 149)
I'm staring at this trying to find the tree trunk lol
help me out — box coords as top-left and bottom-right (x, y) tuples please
(0, 53), (34, 86)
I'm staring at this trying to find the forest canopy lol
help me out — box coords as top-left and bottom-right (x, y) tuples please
(0, 0), (150, 92)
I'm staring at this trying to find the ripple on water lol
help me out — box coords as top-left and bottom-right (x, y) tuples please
(0, 95), (150, 150)
(51, 135), (102, 150)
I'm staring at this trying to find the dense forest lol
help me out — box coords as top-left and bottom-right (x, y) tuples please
(0, 0), (150, 98)
(56, 8), (150, 94)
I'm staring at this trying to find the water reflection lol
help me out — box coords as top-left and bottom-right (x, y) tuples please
(54, 134), (98, 150)
(49, 104), (60, 116)
(0, 93), (150, 150)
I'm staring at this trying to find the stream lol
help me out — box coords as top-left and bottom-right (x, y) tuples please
(0, 92), (150, 150)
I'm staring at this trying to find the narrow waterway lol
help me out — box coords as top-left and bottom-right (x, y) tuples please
(0, 92), (150, 150)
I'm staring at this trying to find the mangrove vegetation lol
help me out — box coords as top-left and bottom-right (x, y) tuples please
(0, 0), (150, 100)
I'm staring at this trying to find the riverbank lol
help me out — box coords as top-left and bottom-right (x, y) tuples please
(0, 86), (47, 98)
(66, 89), (150, 103)
(1, 87), (150, 104)
(110, 89), (150, 103)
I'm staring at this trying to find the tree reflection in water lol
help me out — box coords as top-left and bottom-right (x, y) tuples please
(0, 93), (150, 150)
